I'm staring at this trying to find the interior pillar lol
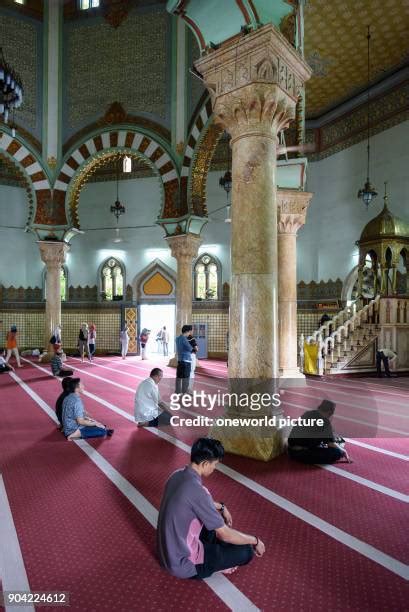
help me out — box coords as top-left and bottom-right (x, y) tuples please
(195, 24), (311, 460)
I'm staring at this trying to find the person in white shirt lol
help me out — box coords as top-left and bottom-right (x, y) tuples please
(376, 348), (397, 377)
(134, 368), (171, 427)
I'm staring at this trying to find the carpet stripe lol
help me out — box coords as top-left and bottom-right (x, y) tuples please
(10, 371), (259, 612)
(0, 474), (34, 612)
(345, 439), (409, 461)
(17, 362), (409, 581)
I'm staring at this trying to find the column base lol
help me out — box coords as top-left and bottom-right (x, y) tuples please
(210, 419), (284, 461)
(279, 367), (306, 381)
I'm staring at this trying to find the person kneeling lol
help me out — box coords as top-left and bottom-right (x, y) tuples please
(51, 344), (73, 378)
(62, 378), (114, 440)
(287, 400), (350, 464)
(157, 438), (265, 579)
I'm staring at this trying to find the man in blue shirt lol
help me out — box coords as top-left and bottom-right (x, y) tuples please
(175, 325), (193, 395)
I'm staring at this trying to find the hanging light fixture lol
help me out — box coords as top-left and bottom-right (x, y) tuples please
(0, 47), (23, 126)
(219, 131), (232, 198)
(357, 26), (377, 209)
(110, 157), (126, 222)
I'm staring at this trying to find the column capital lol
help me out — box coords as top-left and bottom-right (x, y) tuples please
(195, 24), (312, 139)
(38, 240), (70, 268)
(166, 233), (202, 261)
(277, 189), (313, 235)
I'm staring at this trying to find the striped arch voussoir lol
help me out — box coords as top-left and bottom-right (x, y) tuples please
(56, 129), (180, 227)
(0, 132), (53, 226)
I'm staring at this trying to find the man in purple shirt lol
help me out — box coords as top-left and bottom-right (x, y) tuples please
(157, 438), (266, 579)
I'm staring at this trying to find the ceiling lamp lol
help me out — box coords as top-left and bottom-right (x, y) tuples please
(0, 47), (23, 126)
(110, 158), (126, 222)
(219, 131), (232, 198)
(357, 26), (377, 209)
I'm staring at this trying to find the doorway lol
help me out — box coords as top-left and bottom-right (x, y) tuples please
(139, 304), (175, 359)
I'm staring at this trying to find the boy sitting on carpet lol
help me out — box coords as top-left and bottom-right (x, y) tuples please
(157, 437), (265, 579)
(51, 344), (74, 378)
(62, 378), (114, 440)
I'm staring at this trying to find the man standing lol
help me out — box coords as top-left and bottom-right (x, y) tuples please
(134, 367), (170, 427)
(162, 326), (169, 357)
(376, 347), (397, 377)
(157, 438), (265, 579)
(175, 325), (193, 395)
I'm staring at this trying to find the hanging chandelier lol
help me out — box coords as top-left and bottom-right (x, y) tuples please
(110, 158), (126, 222)
(219, 131), (232, 197)
(0, 47), (23, 125)
(357, 26), (377, 209)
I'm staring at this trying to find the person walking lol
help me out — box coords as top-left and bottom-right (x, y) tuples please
(78, 323), (89, 362)
(140, 328), (150, 360)
(88, 323), (96, 361)
(5, 325), (22, 368)
(120, 326), (129, 359)
(156, 329), (163, 354)
(162, 326), (169, 357)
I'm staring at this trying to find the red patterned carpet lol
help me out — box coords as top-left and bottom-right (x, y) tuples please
(0, 356), (408, 611)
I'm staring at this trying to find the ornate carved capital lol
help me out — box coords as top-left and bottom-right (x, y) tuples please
(38, 241), (70, 268)
(195, 23), (311, 120)
(277, 189), (313, 235)
(213, 83), (296, 141)
(166, 234), (202, 262)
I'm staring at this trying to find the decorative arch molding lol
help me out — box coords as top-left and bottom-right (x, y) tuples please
(132, 258), (176, 302)
(0, 131), (52, 226)
(54, 127), (180, 227)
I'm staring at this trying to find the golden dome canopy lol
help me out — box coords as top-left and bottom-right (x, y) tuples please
(359, 202), (409, 242)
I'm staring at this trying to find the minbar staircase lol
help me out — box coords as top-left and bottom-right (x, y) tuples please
(300, 296), (381, 375)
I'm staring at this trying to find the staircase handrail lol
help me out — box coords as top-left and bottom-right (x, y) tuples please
(302, 295), (380, 373)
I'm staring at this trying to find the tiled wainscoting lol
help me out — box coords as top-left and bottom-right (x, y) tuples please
(0, 304), (332, 357)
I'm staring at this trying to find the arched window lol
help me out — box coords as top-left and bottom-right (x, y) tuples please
(193, 254), (221, 300)
(101, 258), (124, 300)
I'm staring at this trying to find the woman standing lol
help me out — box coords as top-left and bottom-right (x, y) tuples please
(140, 328), (150, 360)
(88, 323), (96, 361)
(120, 326), (129, 359)
(5, 325), (22, 368)
(78, 323), (89, 362)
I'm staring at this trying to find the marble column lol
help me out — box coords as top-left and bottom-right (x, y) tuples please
(38, 241), (69, 354)
(166, 233), (201, 365)
(277, 190), (312, 378)
(195, 25), (311, 460)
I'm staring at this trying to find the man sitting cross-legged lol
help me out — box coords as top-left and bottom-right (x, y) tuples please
(62, 378), (114, 440)
(134, 367), (172, 427)
(157, 437), (265, 579)
(287, 400), (351, 464)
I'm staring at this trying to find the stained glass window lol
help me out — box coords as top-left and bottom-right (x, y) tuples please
(194, 255), (220, 300)
(101, 258), (124, 301)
